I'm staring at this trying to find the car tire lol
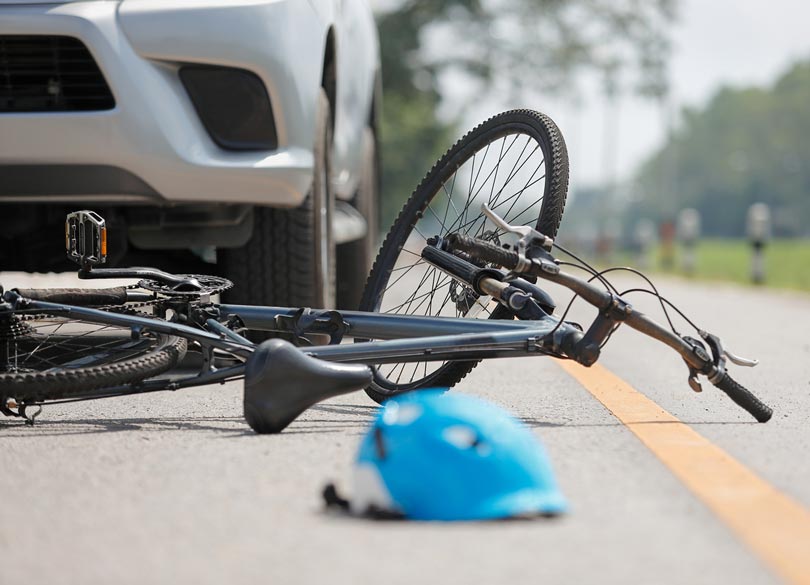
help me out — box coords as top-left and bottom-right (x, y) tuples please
(220, 88), (335, 312)
(337, 125), (380, 310)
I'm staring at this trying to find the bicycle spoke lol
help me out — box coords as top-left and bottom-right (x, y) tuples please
(382, 259), (428, 295)
(454, 163), (547, 238)
(5, 317), (160, 373)
(452, 148), (545, 236)
(21, 323), (118, 367)
(404, 274), (452, 316)
(443, 134), (523, 236)
(393, 265), (442, 315)
(443, 139), (541, 239)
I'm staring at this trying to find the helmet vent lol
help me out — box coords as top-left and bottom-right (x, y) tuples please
(373, 426), (387, 460)
(443, 425), (494, 455)
(382, 403), (423, 426)
(443, 425), (478, 448)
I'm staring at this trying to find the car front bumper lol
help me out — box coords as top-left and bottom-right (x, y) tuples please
(0, 0), (326, 207)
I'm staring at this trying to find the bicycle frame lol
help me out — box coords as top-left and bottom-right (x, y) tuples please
(22, 299), (582, 370)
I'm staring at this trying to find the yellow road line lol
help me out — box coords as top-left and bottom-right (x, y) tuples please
(557, 360), (810, 585)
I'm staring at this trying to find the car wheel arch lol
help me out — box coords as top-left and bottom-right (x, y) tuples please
(321, 26), (337, 139)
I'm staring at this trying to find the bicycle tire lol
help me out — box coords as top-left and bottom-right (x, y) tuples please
(359, 109), (569, 403)
(0, 311), (187, 403)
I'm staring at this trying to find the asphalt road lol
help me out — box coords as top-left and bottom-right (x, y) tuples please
(1, 271), (808, 585)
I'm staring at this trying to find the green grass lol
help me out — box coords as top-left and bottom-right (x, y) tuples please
(647, 239), (810, 292)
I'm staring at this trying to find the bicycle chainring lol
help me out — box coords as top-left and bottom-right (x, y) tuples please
(138, 274), (233, 298)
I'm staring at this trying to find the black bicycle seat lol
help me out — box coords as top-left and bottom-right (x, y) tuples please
(244, 338), (373, 433)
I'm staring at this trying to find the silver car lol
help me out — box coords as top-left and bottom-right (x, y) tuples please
(0, 0), (381, 309)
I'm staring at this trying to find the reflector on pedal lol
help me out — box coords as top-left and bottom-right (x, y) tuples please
(66, 210), (107, 267)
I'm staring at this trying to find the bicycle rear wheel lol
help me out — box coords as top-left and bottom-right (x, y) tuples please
(359, 109), (569, 403)
(0, 311), (187, 403)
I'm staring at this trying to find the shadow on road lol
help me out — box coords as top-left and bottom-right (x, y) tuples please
(1, 402), (755, 437)
(0, 415), (246, 436)
(0, 401), (380, 437)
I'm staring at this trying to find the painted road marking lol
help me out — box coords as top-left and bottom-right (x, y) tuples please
(557, 360), (810, 585)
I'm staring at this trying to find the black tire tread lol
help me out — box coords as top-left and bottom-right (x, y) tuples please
(222, 203), (319, 307)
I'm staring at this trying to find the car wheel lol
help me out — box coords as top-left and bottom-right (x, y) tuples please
(336, 125), (379, 310)
(220, 88), (335, 312)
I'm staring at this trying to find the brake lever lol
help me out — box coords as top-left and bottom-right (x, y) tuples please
(722, 347), (759, 367)
(700, 330), (759, 368)
(481, 203), (554, 253)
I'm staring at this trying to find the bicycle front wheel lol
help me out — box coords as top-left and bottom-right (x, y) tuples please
(359, 109), (569, 403)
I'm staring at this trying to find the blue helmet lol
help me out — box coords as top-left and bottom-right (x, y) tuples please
(343, 390), (567, 521)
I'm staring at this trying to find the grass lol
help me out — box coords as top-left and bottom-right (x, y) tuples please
(642, 239), (810, 292)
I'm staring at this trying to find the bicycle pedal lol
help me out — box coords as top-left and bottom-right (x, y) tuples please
(66, 210), (107, 268)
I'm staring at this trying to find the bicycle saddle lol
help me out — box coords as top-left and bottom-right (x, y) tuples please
(244, 338), (373, 433)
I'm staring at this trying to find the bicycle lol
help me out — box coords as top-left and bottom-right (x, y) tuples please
(0, 110), (772, 431)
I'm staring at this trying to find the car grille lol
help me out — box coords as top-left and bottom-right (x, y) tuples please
(0, 35), (115, 112)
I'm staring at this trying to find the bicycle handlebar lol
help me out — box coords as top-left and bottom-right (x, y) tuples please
(444, 234), (773, 423)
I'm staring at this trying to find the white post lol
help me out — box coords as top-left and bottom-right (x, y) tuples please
(747, 203), (771, 284)
(634, 219), (656, 269)
(677, 208), (701, 276)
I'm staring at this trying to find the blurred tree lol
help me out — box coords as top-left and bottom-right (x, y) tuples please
(630, 60), (810, 237)
(375, 0), (676, 228)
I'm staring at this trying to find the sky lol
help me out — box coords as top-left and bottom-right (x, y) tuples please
(458, 0), (810, 189)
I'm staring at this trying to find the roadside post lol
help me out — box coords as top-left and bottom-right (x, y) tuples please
(659, 220), (676, 270)
(633, 219), (656, 269)
(596, 219), (620, 265)
(677, 208), (701, 276)
(578, 221), (599, 260)
(747, 203), (771, 284)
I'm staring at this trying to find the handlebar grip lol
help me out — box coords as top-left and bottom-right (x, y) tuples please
(420, 245), (480, 285)
(714, 372), (772, 423)
(447, 234), (520, 270)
